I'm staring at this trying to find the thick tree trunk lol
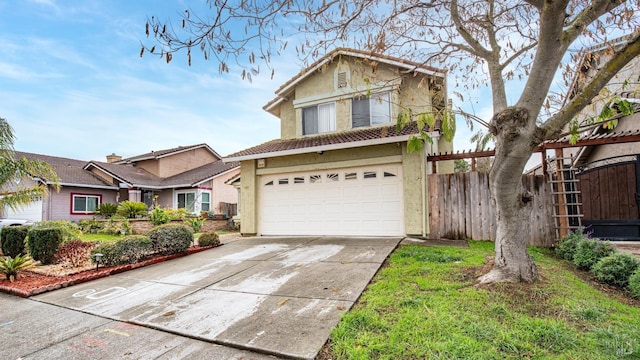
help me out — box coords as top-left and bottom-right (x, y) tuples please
(478, 107), (541, 284)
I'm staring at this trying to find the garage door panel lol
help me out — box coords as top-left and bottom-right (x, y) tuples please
(259, 164), (404, 236)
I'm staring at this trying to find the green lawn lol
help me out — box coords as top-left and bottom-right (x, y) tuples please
(328, 241), (640, 360)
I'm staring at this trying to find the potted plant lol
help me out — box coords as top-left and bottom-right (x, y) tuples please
(0, 254), (35, 282)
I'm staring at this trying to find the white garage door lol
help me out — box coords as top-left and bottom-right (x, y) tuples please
(2, 198), (43, 221)
(259, 164), (404, 236)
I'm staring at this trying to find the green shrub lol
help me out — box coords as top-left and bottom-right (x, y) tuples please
(198, 232), (220, 247)
(591, 252), (640, 287)
(167, 207), (190, 220)
(572, 238), (615, 270)
(78, 219), (103, 233)
(117, 201), (148, 218)
(184, 216), (205, 232)
(99, 218), (133, 235)
(31, 220), (82, 242)
(96, 202), (118, 218)
(147, 224), (193, 255)
(0, 254), (35, 282)
(90, 235), (152, 266)
(54, 240), (95, 267)
(629, 269), (640, 299)
(1, 225), (29, 257)
(150, 206), (171, 226)
(27, 227), (63, 264)
(555, 231), (588, 261)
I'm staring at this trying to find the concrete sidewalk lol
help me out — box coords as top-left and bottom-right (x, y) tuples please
(30, 236), (401, 359)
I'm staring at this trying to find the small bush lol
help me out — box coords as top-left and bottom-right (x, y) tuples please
(31, 220), (82, 243)
(147, 224), (193, 255)
(555, 231), (588, 261)
(1, 225), (30, 257)
(184, 216), (205, 232)
(117, 201), (148, 218)
(591, 252), (640, 287)
(95, 202), (118, 218)
(629, 269), (640, 299)
(78, 219), (103, 233)
(27, 227), (63, 264)
(572, 238), (615, 270)
(99, 218), (133, 235)
(90, 235), (152, 266)
(0, 254), (35, 282)
(150, 206), (171, 226)
(166, 208), (190, 220)
(54, 240), (96, 267)
(198, 232), (220, 247)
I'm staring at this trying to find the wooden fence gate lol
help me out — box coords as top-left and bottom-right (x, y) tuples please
(427, 172), (556, 247)
(576, 155), (640, 240)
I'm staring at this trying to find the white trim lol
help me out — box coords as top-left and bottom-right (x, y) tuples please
(224, 134), (416, 162)
(192, 166), (240, 187)
(256, 155), (403, 176)
(59, 182), (119, 190)
(292, 84), (397, 109)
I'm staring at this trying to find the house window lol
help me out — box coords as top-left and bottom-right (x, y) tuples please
(177, 191), (196, 212)
(71, 194), (101, 214)
(303, 102), (336, 135)
(352, 92), (391, 128)
(201, 192), (211, 212)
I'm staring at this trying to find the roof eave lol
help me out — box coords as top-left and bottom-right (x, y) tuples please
(223, 134), (418, 162)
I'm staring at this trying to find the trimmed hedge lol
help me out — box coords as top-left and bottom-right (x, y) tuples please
(591, 252), (640, 287)
(27, 228), (63, 265)
(572, 238), (614, 270)
(148, 224), (193, 255)
(1, 225), (29, 257)
(91, 235), (153, 266)
(198, 232), (220, 247)
(629, 269), (640, 299)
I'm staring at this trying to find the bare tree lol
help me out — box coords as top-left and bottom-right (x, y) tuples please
(142, 0), (640, 283)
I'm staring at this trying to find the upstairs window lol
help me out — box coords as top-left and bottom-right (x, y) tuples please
(303, 102), (336, 135)
(352, 92), (391, 128)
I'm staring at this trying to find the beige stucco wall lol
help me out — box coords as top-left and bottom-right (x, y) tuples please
(210, 168), (241, 212)
(238, 143), (427, 236)
(277, 56), (441, 140)
(585, 113), (640, 163)
(240, 160), (258, 234)
(135, 148), (219, 178)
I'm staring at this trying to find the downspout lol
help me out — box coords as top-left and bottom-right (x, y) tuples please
(421, 147), (427, 238)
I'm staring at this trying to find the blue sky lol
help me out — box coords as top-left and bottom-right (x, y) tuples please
(0, 0), (483, 162)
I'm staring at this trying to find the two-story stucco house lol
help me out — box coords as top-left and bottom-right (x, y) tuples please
(3, 144), (239, 222)
(224, 48), (453, 237)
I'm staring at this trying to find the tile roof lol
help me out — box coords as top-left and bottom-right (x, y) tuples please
(115, 143), (221, 164)
(15, 151), (116, 189)
(161, 160), (240, 186)
(225, 121), (439, 161)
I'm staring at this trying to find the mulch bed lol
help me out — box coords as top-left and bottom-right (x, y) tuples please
(0, 245), (217, 298)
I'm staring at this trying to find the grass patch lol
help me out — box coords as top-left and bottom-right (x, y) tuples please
(78, 233), (122, 243)
(328, 241), (640, 360)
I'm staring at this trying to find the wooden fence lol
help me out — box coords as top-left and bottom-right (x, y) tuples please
(219, 202), (238, 217)
(427, 172), (556, 247)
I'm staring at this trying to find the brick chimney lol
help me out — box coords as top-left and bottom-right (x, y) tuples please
(106, 153), (122, 163)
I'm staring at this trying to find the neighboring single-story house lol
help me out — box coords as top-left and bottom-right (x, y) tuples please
(224, 48), (453, 237)
(3, 144), (239, 222)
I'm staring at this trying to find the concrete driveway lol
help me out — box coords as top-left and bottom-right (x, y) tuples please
(29, 236), (401, 359)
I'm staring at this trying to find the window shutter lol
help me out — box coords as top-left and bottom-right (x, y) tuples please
(337, 72), (347, 88)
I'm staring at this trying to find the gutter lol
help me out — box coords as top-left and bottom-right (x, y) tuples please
(223, 134), (414, 163)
